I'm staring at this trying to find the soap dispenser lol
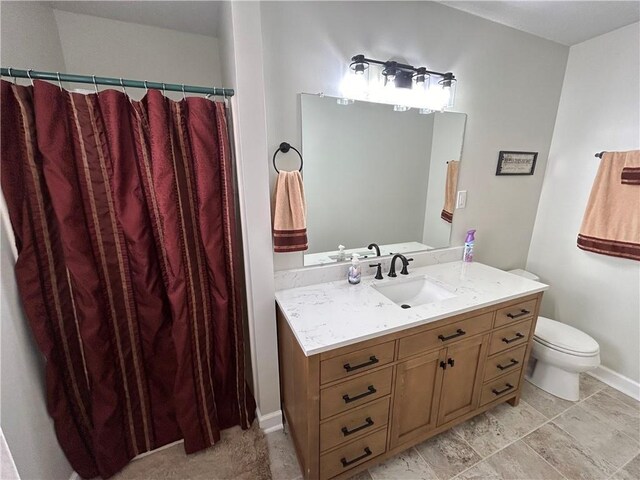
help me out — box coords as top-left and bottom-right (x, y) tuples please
(336, 244), (346, 262)
(348, 253), (361, 285)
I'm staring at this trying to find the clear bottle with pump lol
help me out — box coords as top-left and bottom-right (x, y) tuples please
(348, 253), (361, 284)
(463, 229), (476, 262)
(336, 245), (346, 262)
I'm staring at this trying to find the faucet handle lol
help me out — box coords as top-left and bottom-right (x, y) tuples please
(369, 263), (383, 280)
(400, 258), (414, 275)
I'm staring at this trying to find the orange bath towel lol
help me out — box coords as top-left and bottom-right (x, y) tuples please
(441, 160), (460, 223)
(577, 150), (640, 261)
(273, 171), (308, 252)
(621, 149), (640, 185)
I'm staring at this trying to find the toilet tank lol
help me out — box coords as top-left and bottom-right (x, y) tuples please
(508, 269), (540, 282)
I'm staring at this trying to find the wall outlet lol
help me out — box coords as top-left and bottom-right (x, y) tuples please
(456, 190), (467, 209)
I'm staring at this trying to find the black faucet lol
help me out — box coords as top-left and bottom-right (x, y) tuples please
(369, 263), (383, 280)
(388, 254), (414, 277)
(368, 243), (381, 257)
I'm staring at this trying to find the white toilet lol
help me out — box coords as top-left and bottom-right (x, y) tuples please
(508, 269), (600, 401)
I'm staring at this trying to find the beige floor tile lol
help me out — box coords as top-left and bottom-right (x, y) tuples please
(457, 440), (563, 480)
(611, 454), (640, 480)
(580, 391), (640, 442)
(554, 404), (639, 469)
(368, 447), (438, 480)
(602, 386), (640, 409)
(414, 429), (482, 480)
(348, 470), (373, 480)
(521, 380), (575, 419)
(453, 401), (546, 457)
(579, 373), (606, 399)
(524, 423), (616, 479)
(266, 430), (303, 480)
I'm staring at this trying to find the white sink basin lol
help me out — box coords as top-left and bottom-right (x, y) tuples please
(373, 276), (456, 308)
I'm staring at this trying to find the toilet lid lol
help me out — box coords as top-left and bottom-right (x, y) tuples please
(534, 316), (600, 355)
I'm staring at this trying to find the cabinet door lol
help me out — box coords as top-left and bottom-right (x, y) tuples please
(389, 349), (446, 449)
(437, 334), (488, 426)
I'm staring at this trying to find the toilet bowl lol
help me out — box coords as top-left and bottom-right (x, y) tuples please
(508, 269), (600, 401)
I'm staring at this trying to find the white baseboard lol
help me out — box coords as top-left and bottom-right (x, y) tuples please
(588, 365), (640, 401)
(257, 408), (283, 433)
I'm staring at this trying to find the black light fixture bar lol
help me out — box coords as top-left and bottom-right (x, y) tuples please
(350, 54), (455, 83)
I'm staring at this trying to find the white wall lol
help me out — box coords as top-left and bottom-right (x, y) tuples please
(260, 1), (568, 271)
(527, 23), (640, 383)
(423, 112), (467, 247)
(53, 9), (222, 101)
(217, 1), (281, 429)
(0, 3), (74, 479)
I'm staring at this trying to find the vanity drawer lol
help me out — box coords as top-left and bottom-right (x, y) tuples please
(484, 345), (528, 382)
(488, 319), (533, 356)
(480, 370), (522, 406)
(320, 397), (390, 452)
(321, 367), (393, 419)
(494, 299), (537, 328)
(320, 428), (387, 480)
(398, 312), (493, 359)
(321, 341), (395, 385)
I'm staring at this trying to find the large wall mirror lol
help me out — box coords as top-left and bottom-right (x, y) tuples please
(301, 94), (467, 267)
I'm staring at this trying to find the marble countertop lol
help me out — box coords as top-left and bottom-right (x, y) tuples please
(275, 261), (549, 357)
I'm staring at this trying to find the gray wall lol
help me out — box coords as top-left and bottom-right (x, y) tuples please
(0, 3), (74, 479)
(527, 23), (640, 383)
(302, 95), (434, 253)
(260, 1), (569, 271)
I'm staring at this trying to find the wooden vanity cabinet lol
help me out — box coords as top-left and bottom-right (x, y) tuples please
(277, 292), (542, 480)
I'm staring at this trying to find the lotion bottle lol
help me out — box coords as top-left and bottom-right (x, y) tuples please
(348, 253), (361, 284)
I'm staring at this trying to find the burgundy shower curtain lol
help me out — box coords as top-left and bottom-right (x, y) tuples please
(1, 80), (255, 478)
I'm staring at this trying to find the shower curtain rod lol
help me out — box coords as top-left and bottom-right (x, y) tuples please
(1, 67), (234, 97)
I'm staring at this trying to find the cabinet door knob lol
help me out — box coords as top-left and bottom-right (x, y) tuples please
(447, 358), (455, 368)
(342, 385), (376, 404)
(343, 355), (379, 372)
(440, 360), (447, 370)
(502, 332), (525, 344)
(340, 447), (372, 467)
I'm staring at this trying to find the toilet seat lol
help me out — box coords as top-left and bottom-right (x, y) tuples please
(534, 316), (600, 357)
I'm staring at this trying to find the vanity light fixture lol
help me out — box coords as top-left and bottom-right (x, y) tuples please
(341, 54), (457, 111)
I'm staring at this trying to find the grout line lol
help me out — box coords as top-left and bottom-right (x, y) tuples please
(579, 389), (640, 446)
(521, 437), (569, 480)
(606, 452), (638, 480)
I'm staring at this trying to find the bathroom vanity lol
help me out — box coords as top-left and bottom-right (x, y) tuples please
(275, 261), (548, 479)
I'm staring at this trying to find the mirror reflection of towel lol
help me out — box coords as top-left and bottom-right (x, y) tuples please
(441, 160), (460, 223)
(577, 150), (640, 261)
(272, 171), (308, 252)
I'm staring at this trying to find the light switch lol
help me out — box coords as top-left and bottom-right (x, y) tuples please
(456, 190), (467, 209)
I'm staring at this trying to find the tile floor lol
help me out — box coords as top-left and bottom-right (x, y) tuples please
(266, 375), (640, 480)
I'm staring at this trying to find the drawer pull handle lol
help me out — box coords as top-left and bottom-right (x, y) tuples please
(507, 309), (530, 319)
(492, 383), (514, 395)
(344, 356), (379, 373)
(497, 359), (519, 370)
(343, 385), (376, 404)
(502, 332), (525, 344)
(341, 417), (374, 436)
(438, 328), (466, 341)
(341, 447), (372, 467)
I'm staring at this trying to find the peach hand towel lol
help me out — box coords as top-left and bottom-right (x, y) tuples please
(272, 171), (308, 252)
(440, 160), (460, 223)
(621, 150), (640, 185)
(577, 150), (640, 261)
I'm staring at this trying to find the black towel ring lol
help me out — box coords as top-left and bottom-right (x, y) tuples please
(273, 142), (303, 173)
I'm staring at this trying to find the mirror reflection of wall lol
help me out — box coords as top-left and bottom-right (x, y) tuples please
(301, 94), (467, 267)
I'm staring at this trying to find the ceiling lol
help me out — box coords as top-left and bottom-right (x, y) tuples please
(49, 1), (222, 37)
(439, 1), (640, 45)
(48, 1), (640, 46)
